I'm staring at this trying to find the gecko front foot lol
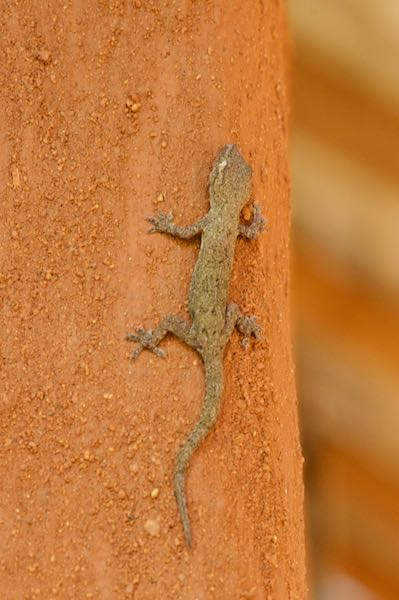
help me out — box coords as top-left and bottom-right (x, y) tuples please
(236, 315), (262, 348)
(126, 327), (167, 359)
(147, 211), (175, 234)
(239, 203), (266, 239)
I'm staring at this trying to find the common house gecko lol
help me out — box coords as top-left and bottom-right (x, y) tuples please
(127, 144), (265, 546)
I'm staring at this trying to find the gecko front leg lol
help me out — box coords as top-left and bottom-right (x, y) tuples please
(239, 203), (265, 239)
(148, 211), (206, 239)
(223, 303), (262, 348)
(127, 315), (197, 359)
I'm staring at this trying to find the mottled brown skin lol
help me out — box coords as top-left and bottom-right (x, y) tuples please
(127, 144), (265, 546)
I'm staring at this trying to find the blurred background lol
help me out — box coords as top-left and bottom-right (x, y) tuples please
(288, 1), (399, 599)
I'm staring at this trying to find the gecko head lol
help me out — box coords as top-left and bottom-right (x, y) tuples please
(208, 144), (252, 210)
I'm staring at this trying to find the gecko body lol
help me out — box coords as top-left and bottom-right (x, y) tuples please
(127, 144), (265, 546)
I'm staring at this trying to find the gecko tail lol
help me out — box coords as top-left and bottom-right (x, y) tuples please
(174, 469), (192, 547)
(174, 357), (223, 547)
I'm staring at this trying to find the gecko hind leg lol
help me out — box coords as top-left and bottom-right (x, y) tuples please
(126, 315), (196, 359)
(224, 303), (262, 348)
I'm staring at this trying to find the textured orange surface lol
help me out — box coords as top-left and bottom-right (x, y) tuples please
(0, 1), (306, 598)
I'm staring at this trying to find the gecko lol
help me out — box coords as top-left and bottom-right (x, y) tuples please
(127, 144), (265, 547)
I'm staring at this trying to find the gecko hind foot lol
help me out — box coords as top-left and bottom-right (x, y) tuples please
(236, 315), (262, 348)
(126, 328), (167, 359)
